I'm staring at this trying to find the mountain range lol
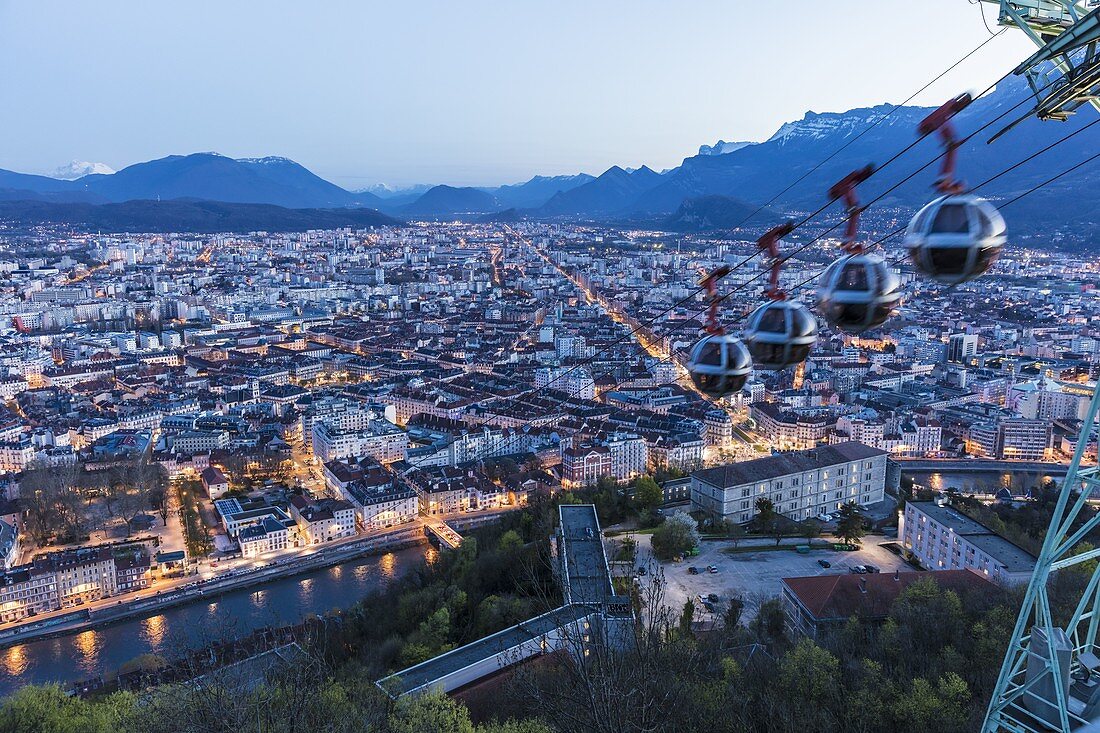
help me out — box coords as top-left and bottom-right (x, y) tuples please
(1, 75), (1097, 238)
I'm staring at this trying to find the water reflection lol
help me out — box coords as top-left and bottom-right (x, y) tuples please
(1, 644), (27, 676)
(0, 545), (427, 697)
(379, 552), (396, 579)
(73, 630), (100, 675)
(907, 470), (1059, 495)
(140, 615), (167, 651)
(298, 577), (314, 607)
(352, 562), (372, 582)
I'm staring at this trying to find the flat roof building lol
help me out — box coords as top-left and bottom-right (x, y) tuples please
(899, 501), (1036, 584)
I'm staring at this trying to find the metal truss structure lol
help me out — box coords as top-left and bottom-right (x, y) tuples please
(983, 381), (1100, 731)
(981, 1), (1100, 129)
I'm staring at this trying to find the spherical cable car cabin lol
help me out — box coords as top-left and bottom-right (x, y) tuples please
(904, 194), (1005, 285)
(741, 223), (817, 370)
(685, 265), (754, 398)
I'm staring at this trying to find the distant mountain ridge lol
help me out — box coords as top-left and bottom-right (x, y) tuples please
(2, 77), (1097, 238)
(0, 153), (384, 209)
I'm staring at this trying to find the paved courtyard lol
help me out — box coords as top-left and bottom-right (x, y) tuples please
(630, 533), (913, 623)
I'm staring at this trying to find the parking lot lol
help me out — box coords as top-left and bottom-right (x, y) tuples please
(631, 534), (913, 622)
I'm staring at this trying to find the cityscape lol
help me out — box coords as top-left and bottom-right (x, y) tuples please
(2, 2), (1100, 733)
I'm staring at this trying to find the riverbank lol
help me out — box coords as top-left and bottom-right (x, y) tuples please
(0, 525), (427, 650)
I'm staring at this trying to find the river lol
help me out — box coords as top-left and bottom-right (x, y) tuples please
(0, 544), (429, 698)
(902, 469), (1060, 495)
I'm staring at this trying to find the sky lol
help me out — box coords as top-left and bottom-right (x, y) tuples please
(0, 1), (1037, 189)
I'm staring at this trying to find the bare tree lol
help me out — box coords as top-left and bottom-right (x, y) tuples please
(20, 459), (85, 543)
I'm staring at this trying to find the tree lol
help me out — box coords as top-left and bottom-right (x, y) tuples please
(633, 475), (663, 514)
(497, 529), (523, 555)
(722, 519), (747, 548)
(753, 598), (787, 642)
(835, 501), (866, 546)
(0, 684), (132, 733)
(724, 596), (745, 629)
(754, 496), (775, 528)
(20, 460), (85, 543)
(679, 598), (696, 637)
(800, 518), (823, 544)
(389, 689), (474, 733)
(650, 511), (700, 560)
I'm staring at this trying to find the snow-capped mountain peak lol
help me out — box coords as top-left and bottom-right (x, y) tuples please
(49, 160), (115, 179)
(765, 104), (925, 145)
(236, 156), (296, 165)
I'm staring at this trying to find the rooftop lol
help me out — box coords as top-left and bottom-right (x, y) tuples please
(783, 569), (997, 622)
(693, 441), (886, 489)
(558, 504), (615, 606)
(376, 604), (592, 696)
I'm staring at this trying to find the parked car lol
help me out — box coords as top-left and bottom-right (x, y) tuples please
(707, 593), (720, 604)
(707, 565), (719, 574)
(864, 563), (880, 574)
(849, 565), (867, 574)
(688, 566), (700, 575)
(816, 513), (832, 523)
(817, 559), (831, 568)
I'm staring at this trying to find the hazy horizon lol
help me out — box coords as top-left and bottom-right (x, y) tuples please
(1, 0), (1035, 188)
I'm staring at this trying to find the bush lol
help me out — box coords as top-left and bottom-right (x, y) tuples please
(650, 511), (700, 560)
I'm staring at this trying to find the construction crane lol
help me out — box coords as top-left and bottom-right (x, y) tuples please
(978, 5), (1100, 730)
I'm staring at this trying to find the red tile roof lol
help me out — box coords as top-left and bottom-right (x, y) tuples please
(782, 569), (996, 622)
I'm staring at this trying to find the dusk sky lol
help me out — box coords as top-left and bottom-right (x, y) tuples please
(0, 1), (1035, 188)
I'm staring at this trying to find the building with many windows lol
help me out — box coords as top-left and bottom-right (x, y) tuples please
(289, 496), (357, 545)
(898, 501), (1036, 584)
(311, 419), (408, 464)
(238, 517), (291, 558)
(690, 442), (887, 523)
(0, 544), (152, 622)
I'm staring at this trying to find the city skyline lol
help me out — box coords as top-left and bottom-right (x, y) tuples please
(1, 0), (1035, 187)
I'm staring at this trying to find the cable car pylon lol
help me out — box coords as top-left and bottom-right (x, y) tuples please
(983, 381), (1100, 732)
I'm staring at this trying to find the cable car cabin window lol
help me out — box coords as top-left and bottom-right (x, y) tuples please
(829, 302), (867, 327)
(787, 343), (812, 364)
(789, 308), (816, 337)
(697, 340), (723, 366)
(837, 263), (869, 291)
(750, 342), (788, 366)
(723, 341), (746, 365)
(928, 246), (969, 275)
(693, 373), (720, 392)
(930, 204), (971, 234)
(756, 307), (787, 333)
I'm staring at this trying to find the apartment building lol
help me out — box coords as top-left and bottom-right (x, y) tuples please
(344, 479), (419, 531)
(560, 444), (611, 488)
(311, 419), (408, 464)
(238, 517), (290, 558)
(289, 496), (357, 545)
(691, 442), (887, 523)
(898, 501), (1036, 584)
(560, 432), (647, 488)
(968, 418), (1052, 460)
(0, 544), (152, 622)
(750, 402), (837, 451)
